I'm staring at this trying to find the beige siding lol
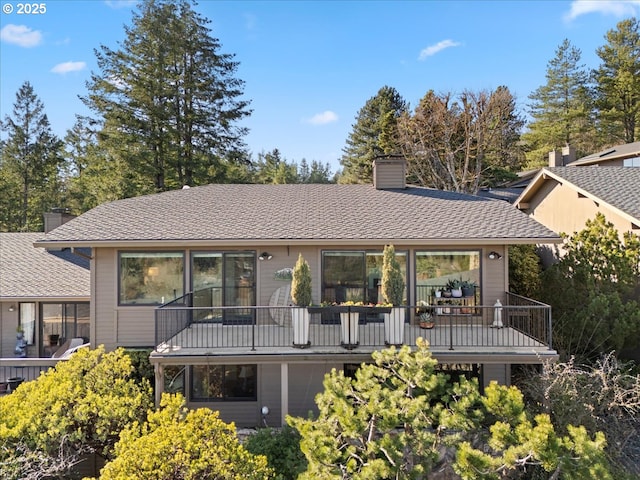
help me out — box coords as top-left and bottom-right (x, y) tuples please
(288, 362), (341, 418)
(528, 180), (635, 239)
(0, 303), (18, 357)
(483, 363), (510, 387)
(93, 244), (513, 352)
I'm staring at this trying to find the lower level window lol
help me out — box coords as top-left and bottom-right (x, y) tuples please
(191, 364), (256, 401)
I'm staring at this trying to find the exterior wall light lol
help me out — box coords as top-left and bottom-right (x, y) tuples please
(8, 305), (16, 312)
(258, 252), (273, 261)
(488, 251), (502, 260)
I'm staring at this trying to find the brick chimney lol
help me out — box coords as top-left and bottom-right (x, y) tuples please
(373, 155), (406, 189)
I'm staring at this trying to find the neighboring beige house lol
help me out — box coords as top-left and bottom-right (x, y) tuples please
(515, 167), (640, 244)
(567, 141), (640, 167)
(32, 159), (560, 427)
(0, 216), (91, 386)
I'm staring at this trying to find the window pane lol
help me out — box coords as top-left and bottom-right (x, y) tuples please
(224, 253), (254, 307)
(76, 303), (90, 341)
(190, 364), (256, 401)
(415, 251), (480, 302)
(322, 252), (365, 303)
(19, 302), (36, 345)
(119, 252), (184, 305)
(192, 253), (223, 308)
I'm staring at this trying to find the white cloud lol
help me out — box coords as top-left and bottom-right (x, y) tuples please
(244, 13), (258, 30)
(105, 0), (136, 9)
(564, 0), (640, 21)
(51, 61), (87, 74)
(0, 24), (43, 47)
(305, 111), (338, 125)
(418, 39), (461, 60)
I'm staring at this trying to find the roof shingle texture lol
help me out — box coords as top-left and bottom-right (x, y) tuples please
(0, 233), (90, 298)
(546, 167), (640, 221)
(41, 184), (558, 243)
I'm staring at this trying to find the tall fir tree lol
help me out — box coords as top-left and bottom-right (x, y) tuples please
(83, 0), (251, 194)
(523, 39), (596, 167)
(0, 81), (63, 232)
(62, 116), (126, 213)
(593, 17), (640, 144)
(339, 86), (407, 184)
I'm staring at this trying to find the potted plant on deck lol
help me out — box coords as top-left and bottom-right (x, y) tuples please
(291, 253), (312, 348)
(381, 244), (406, 345)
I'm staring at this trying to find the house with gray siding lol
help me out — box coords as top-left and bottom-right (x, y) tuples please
(29, 158), (560, 427)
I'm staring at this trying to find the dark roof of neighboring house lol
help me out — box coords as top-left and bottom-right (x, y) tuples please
(476, 188), (525, 203)
(35, 184), (560, 247)
(516, 167), (640, 223)
(568, 141), (640, 166)
(0, 233), (90, 299)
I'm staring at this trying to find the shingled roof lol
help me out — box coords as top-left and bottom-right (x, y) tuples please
(0, 233), (90, 299)
(569, 141), (640, 166)
(516, 167), (640, 223)
(35, 184), (559, 247)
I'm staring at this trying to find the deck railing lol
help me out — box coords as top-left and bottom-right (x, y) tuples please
(156, 294), (552, 352)
(0, 358), (62, 393)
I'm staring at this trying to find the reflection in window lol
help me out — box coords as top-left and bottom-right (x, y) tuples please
(119, 252), (184, 305)
(164, 366), (186, 395)
(191, 364), (256, 401)
(322, 251), (407, 304)
(41, 302), (90, 356)
(415, 250), (480, 302)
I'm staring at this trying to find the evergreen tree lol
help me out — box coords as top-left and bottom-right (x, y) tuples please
(62, 116), (126, 213)
(83, 0), (251, 194)
(0, 81), (63, 231)
(289, 340), (612, 479)
(253, 149), (297, 184)
(540, 213), (640, 362)
(94, 394), (272, 480)
(523, 39), (596, 167)
(339, 86), (408, 184)
(593, 17), (640, 144)
(0, 347), (153, 479)
(297, 158), (333, 183)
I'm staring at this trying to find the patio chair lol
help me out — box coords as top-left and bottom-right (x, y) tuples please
(52, 338), (88, 358)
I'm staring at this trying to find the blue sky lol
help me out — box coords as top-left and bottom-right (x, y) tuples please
(1, 0), (639, 173)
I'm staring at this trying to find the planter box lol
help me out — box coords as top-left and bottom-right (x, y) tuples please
(292, 308), (310, 348)
(340, 312), (359, 347)
(384, 307), (405, 345)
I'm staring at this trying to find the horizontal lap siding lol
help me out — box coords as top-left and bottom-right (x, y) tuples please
(288, 362), (341, 418)
(95, 248), (156, 350)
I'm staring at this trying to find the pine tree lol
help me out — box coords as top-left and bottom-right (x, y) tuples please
(339, 86), (408, 184)
(0, 81), (63, 231)
(593, 17), (640, 144)
(523, 39), (596, 167)
(83, 0), (251, 194)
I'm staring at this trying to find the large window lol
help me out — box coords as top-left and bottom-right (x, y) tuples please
(191, 364), (256, 401)
(41, 302), (90, 356)
(119, 252), (184, 305)
(321, 250), (407, 304)
(415, 250), (480, 303)
(191, 252), (255, 323)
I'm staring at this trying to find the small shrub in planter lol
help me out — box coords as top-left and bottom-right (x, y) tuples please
(291, 254), (312, 307)
(381, 244), (405, 306)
